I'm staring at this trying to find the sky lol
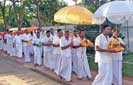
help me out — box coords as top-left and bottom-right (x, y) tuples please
(62, 0), (82, 6)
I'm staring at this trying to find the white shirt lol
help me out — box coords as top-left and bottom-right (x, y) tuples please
(7, 34), (13, 44)
(13, 35), (22, 44)
(43, 35), (53, 52)
(60, 36), (71, 58)
(110, 37), (125, 60)
(75, 37), (87, 58)
(53, 35), (61, 54)
(95, 33), (112, 63)
(33, 37), (43, 48)
(22, 33), (31, 47)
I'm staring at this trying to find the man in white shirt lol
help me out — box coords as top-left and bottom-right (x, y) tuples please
(43, 30), (53, 70)
(0, 33), (3, 50)
(13, 31), (23, 58)
(7, 31), (14, 56)
(75, 30), (92, 79)
(92, 25), (118, 85)
(111, 28), (126, 85)
(33, 29), (43, 66)
(22, 30), (32, 62)
(71, 30), (79, 75)
(53, 29), (63, 75)
(59, 31), (72, 82)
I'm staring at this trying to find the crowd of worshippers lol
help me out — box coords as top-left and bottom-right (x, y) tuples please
(0, 29), (92, 82)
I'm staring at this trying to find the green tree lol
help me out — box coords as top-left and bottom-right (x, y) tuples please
(0, 0), (8, 30)
(9, 0), (32, 30)
(39, 0), (65, 26)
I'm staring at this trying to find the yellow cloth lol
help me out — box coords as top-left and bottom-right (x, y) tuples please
(80, 40), (93, 47)
(27, 40), (32, 44)
(108, 39), (124, 52)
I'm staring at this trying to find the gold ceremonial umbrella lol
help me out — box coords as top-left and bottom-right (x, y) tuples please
(54, 5), (94, 25)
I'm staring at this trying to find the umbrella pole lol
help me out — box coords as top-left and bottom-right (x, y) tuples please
(126, 20), (130, 53)
(99, 25), (101, 33)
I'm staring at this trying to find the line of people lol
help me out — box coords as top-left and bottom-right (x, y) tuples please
(0, 25), (125, 85)
(0, 28), (92, 82)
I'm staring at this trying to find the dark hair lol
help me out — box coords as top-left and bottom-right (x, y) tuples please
(102, 25), (110, 31)
(79, 30), (85, 34)
(46, 30), (50, 33)
(65, 30), (69, 33)
(73, 30), (77, 32)
(57, 29), (62, 33)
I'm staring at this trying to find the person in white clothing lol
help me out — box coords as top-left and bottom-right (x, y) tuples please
(33, 29), (43, 66)
(92, 25), (118, 85)
(43, 30), (53, 70)
(59, 31), (72, 82)
(22, 30), (32, 62)
(76, 30), (92, 79)
(71, 30), (79, 74)
(29, 32), (34, 55)
(13, 31), (23, 58)
(111, 28), (126, 85)
(0, 34), (3, 50)
(7, 31), (14, 56)
(53, 29), (63, 75)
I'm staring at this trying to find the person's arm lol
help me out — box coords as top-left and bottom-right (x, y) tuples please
(118, 38), (126, 48)
(60, 38), (72, 50)
(95, 36), (117, 53)
(53, 44), (59, 47)
(61, 44), (70, 50)
(73, 45), (81, 48)
(95, 45), (117, 53)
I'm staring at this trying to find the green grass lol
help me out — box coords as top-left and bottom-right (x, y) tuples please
(123, 53), (133, 77)
(88, 53), (133, 77)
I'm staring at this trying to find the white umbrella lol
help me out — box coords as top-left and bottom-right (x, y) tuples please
(93, 1), (133, 24)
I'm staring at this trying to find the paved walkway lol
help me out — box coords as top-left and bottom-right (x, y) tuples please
(0, 51), (62, 85)
(0, 51), (133, 85)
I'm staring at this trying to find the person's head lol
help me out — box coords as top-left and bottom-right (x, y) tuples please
(50, 28), (54, 35)
(102, 25), (111, 35)
(46, 30), (51, 37)
(73, 30), (78, 37)
(25, 29), (29, 34)
(36, 32), (40, 38)
(57, 29), (62, 37)
(9, 31), (12, 35)
(37, 28), (41, 33)
(79, 30), (85, 38)
(112, 28), (120, 37)
(31, 31), (33, 36)
(17, 31), (20, 35)
(64, 31), (69, 39)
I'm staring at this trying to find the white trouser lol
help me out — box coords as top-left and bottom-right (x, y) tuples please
(92, 62), (112, 85)
(54, 54), (61, 75)
(43, 51), (52, 69)
(24, 46), (31, 62)
(59, 57), (72, 81)
(8, 43), (13, 56)
(112, 60), (122, 85)
(0, 40), (3, 50)
(77, 57), (92, 78)
(34, 46), (42, 65)
(29, 44), (34, 55)
(72, 49), (78, 74)
(16, 43), (23, 58)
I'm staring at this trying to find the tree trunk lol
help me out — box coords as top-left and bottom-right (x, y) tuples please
(12, 0), (22, 30)
(36, 0), (41, 28)
(0, 0), (8, 30)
